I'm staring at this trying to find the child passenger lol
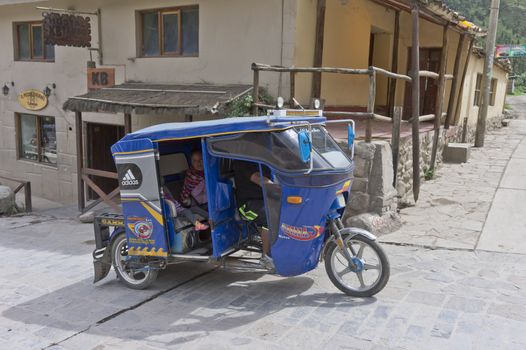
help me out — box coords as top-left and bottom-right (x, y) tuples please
(180, 150), (207, 206)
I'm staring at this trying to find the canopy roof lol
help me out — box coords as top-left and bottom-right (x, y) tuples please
(63, 83), (253, 115)
(111, 115), (327, 154)
(119, 116), (327, 143)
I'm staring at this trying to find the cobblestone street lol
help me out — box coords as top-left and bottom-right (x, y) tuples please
(1, 99), (526, 349)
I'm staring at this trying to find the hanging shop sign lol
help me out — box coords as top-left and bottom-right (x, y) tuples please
(42, 12), (91, 47)
(496, 45), (526, 58)
(18, 89), (49, 111)
(87, 68), (115, 90)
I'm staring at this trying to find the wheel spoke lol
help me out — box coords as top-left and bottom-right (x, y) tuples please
(364, 263), (380, 270)
(357, 272), (366, 288)
(337, 267), (351, 277)
(356, 242), (365, 258)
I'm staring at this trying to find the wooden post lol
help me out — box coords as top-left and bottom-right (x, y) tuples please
(387, 11), (400, 118)
(124, 113), (132, 134)
(410, 2), (421, 202)
(453, 37), (475, 126)
(311, 0), (326, 99)
(24, 182), (32, 213)
(289, 71), (296, 107)
(366, 68), (376, 142)
(461, 116), (469, 143)
(475, 0), (501, 147)
(392, 106), (402, 187)
(75, 111), (85, 211)
(252, 68), (259, 115)
(445, 33), (465, 129)
(430, 25), (449, 172)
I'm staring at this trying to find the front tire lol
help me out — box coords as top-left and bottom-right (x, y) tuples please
(325, 233), (389, 297)
(111, 233), (159, 290)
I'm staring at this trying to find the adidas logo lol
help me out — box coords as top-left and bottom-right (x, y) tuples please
(121, 169), (139, 186)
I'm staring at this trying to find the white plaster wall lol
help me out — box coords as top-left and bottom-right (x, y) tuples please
(0, 0), (297, 203)
(457, 54), (509, 128)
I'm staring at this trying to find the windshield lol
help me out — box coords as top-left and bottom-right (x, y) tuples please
(208, 125), (352, 173)
(295, 126), (352, 169)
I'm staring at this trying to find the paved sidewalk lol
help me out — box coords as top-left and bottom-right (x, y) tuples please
(478, 120), (526, 254)
(380, 120), (526, 250)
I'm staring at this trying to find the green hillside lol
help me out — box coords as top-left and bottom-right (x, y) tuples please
(444, 0), (526, 88)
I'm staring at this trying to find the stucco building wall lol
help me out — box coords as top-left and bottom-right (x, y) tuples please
(0, 0), (298, 203)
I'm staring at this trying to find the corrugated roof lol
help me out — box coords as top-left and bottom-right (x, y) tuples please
(63, 83), (253, 116)
(421, 0), (484, 36)
(472, 47), (513, 73)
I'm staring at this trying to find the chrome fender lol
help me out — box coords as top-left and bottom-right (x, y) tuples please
(339, 227), (377, 241)
(320, 227), (377, 261)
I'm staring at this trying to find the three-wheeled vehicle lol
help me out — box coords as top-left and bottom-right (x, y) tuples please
(92, 109), (390, 297)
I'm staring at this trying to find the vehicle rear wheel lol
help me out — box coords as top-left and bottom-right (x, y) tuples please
(111, 233), (159, 290)
(324, 233), (389, 297)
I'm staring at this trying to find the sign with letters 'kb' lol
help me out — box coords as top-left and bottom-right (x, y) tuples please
(87, 68), (115, 91)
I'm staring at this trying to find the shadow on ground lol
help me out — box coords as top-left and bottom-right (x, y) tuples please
(2, 263), (376, 347)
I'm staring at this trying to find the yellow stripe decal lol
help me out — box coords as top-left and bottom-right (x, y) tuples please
(140, 202), (164, 225)
(113, 149), (154, 155)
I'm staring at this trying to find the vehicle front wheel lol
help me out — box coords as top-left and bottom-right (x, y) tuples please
(324, 233), (390, 297)
(111, 233), (159, 290)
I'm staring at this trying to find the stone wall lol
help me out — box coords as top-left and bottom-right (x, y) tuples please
(342, 141), (401, 234)
(341, 113), (505, 233)
(396, 113), (505, 206)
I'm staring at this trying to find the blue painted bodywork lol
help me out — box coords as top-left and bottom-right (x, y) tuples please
(111, 115), (353, 276)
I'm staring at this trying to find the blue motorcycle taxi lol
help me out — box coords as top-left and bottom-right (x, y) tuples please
(92, 110), (390, 297)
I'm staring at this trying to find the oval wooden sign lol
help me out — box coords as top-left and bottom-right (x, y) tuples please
(18, 89), (48, 111)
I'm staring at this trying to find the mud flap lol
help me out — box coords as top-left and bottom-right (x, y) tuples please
(93, 247), (112, 283)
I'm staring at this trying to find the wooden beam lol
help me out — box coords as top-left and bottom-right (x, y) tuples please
(252, 68), (259, 115)
(82, 174), (121, 212)
(366, 69), (377, 142)
(124, 113), (132, 134)
(82, 168), (118, 179)
(387, 10), (400, 118)
(445, 33), (466, 129)
(430, 24), (450, 172)
(289, 71), (296, 107)
(392, 106), (402, 186)
(410, 1), (421, 202)
(75, 111), (85, 211)
(453, 37), (475, 126)
(83, 187), (120, 213)
(311, 0), (326, 99)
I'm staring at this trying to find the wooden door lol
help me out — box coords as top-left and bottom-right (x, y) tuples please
(404, 48), (442, 119)
(86, 123), (125, 200)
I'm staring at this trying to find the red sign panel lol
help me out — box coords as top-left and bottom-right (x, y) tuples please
(87, 68), (115, 91)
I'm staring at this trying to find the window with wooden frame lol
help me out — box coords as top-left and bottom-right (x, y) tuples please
(489, 78), (498, 106)
(16, 113), (57, 166)
(474, 74), (482, 106)
(14, 21), (55, 61)
(138, 6), (199, 57)
(473, 75), (498, 107)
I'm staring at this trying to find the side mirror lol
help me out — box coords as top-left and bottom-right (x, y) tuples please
(347, 124), (355, 151)
(298, 131), (312, 163)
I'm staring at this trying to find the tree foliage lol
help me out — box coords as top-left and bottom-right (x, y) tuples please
(444, 0), (526, 86)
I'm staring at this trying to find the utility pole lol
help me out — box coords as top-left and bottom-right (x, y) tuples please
(475, 0), (500, 147)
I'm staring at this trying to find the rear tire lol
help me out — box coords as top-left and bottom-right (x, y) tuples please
(111, 233), (159, 290)
(324, 234), (389, 297)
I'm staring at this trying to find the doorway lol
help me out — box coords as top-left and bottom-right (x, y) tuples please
(86, 122), (124, 200)
(404, 48), (442, 119)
